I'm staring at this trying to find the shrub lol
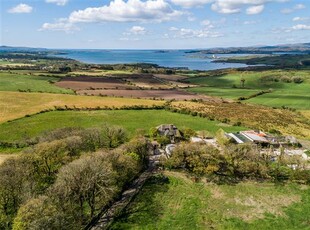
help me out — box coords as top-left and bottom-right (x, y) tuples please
(280, 76), (292, 83)
(269, 129), (282, 135)
(233, 121), (242, 126)
(292, 77), (303, 84)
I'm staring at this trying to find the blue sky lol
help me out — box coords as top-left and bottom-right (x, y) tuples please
(1, 0), (310, 49)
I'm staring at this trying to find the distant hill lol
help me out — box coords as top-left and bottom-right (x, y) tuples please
(186, 42), (310, 54)
(0, 46), (48, 52)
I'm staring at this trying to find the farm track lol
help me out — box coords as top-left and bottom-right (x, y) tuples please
(87, 156), (158, 230)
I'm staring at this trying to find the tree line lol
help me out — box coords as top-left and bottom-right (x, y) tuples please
(0, 126), (149, 229)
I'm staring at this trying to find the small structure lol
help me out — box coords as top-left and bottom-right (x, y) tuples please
(190, 137), (204, 143)
(190, 137), (218, 147)
(226, 130), (301, 148)
(165, 144), (176, 156)
(156, 124), (182, 143)
(240, 130), (269, 145)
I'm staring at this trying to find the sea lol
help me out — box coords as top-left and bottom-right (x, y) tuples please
(0, 46), (267, 71)
(53, 50), (254, 71)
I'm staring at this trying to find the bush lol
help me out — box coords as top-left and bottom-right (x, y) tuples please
(290, 170), (310, 184)
(269, 164), (292, 183)
(157, 136), (170, 146)
(181, 128), (196, 140)
(260, 75), (279, 82)
(233, 121), (242, 126)
(280, 76), (292, 83)
(269, 129), (282, 135)
(292, 77), (303, 84)
(164, 142), (221, 178)
(100, 124), (128, 149)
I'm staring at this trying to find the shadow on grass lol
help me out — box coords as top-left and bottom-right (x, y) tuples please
(109, 174), (170, 229)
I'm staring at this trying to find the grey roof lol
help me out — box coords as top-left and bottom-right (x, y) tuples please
(157, 124), (181, 137)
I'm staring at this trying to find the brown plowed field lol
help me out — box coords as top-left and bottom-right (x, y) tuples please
(55, 74), (213, 101)
(55, 76), (136, 90)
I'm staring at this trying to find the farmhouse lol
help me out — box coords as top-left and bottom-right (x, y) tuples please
(156, 124), (182, 143)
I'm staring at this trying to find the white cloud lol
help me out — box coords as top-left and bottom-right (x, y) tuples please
(201, 19), (211, 26)
(8, 3), (33, 13)
(243, 20), (259, 25)
(292, 24), (310, 30)
(119, 37), (140, 41)
(46, 0), (69, 6)
(211, 0), (282, 14)
(200, 19), (215, 28)
(39, 19), (79, 32)
(169, 27), (222, 38)
(211, 2), (240, 14)
(41, 0), (183, 33)
(294, 4), (305, 10)
(68, 0), (183, 23)
(124, 26), (147, 35)
(293, 17), (309, 22)
(169, 27), (179, 31)
(171, 0), (289, 14)
(281, 3), (306, 14)
(170, 0), (213, 8)
(246, 5), (264, 15)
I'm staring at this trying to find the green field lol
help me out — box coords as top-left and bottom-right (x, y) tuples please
(0, 72), (73, 94)
(111, 171), (310, 230)
(0, 91), (165, 123)
(189, 87), (260, 99)
(0, 110), (245, 142)
(187, 70), (310, 109)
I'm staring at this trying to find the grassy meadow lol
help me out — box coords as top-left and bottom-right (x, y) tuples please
(0, 71), (73, 93)
(111, 171), (310, 230)
(187, 70), (310, 110)
(171, 101), (310, 140)
(0, 110), (245, 143)
(0, 91), (165, 123)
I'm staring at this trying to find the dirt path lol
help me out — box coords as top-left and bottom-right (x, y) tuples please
(86, 168), (155, 230)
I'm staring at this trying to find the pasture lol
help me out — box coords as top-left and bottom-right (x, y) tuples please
(171, 101), (310, 139)
(0, 91), (164, 123)
(186, 70), (310, 110)
(0, 110), (245, 143)
(110, 171), (310, 230)
(0, 71), (73, 94)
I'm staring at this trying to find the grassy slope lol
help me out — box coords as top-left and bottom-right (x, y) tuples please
(187, 70), (310, 110)
(171, 101), (310, 140)
(0, 72), (73, 94)
(111, 171), (310, 230)
(0, 91), (164, 123)
(0, 110), (245, 142)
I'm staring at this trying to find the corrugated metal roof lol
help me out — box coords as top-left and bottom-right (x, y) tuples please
(241, 131), (268, 142)
(227, 133), (244, 144)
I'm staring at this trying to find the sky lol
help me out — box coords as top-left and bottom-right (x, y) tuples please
(1, 0), (310, 49)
